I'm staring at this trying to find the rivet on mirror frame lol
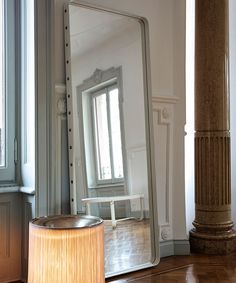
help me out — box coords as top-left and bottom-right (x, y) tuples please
(71, 198), (74, 202)
(70, 146), (72, 149)
(67, 60), (69, 64)
(65, 9), (67, 13)
(65, 26), (68, 30)
(66, 43), (68, 47)
(69, 128), (71, 132)
(68, 94), (70, 98)
(71, 180), (73, 184)
(68, 111), (71, 115)
(67, 76), (69, 80)
(70, 163), (73, 167)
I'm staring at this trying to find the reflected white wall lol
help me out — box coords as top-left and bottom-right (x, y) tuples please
(70, 15), (148, 212)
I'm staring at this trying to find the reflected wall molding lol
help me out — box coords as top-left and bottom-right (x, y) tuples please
(152, 95), (178, 242)
(55, 84), (67, 116)
(127, 144), (146, 159)
(126, 144), (147, 213)
(152, 95), (179, 105)
(54, 84), (67, 215)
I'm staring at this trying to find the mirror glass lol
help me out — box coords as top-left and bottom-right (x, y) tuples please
(64, 2), (159, 277)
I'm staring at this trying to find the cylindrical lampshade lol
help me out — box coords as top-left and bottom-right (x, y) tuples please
(28, 215), (104, 283)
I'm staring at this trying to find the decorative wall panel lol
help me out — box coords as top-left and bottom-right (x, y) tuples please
(0, 193), (21, 282)
(152, 96), (178, 241)
(0, 202), (10, 258)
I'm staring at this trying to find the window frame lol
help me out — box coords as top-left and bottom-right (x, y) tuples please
(0, 0), (20, 184)
(91, 83), (124, 185)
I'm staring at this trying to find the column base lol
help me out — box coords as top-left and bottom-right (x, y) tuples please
(189, 229), (236, 255)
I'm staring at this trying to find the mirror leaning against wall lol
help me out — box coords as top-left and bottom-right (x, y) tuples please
(64, 2), (159, 277)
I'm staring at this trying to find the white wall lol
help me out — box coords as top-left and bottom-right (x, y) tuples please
(55, 0), (174, 95)
(55, 0), (188, 246)
(172, 0), (187, 240)
(185, 0), (195, 234)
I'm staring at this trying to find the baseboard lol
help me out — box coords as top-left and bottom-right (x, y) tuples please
(160, 240), (190, 257)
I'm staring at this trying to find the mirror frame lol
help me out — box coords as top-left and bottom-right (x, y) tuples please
(64, 1), (160, 277)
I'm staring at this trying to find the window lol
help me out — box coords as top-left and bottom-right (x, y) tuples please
(0, 0), (34, 186)
(0, 0), (18, 183)
(92, 84), (124, 183)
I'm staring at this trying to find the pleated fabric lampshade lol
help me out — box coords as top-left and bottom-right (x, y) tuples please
(28, 215), (104, 283)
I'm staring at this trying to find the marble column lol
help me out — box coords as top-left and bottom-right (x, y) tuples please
(189, 0), (236, 254)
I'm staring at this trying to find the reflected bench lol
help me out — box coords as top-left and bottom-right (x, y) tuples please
(81, 194), (144, 228)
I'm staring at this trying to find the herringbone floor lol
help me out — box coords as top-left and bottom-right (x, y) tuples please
(106, 254), (236, 282)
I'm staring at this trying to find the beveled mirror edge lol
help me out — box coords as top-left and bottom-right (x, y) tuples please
(139, 16), (160, 267)
(63, 1), (160, 277)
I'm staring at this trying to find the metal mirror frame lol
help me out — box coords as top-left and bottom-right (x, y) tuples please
(64, 1), (160, 277)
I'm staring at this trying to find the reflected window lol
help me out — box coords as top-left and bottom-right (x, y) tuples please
(92, 84), (124, 183)
(78, 67), (126, 188)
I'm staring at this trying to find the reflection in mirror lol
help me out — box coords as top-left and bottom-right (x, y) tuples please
(64, 3), (159, 277)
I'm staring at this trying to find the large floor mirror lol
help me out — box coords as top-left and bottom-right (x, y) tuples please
(64, 2), (159, 277)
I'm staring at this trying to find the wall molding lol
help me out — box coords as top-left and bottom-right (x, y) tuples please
(35, 0), (55, 216)
(21, 195), (35, 281)
(160, 240), (190, 258)
(152, 96), (178, 241)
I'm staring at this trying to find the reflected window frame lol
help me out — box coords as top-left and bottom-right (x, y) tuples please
(91, 82), (124, 185)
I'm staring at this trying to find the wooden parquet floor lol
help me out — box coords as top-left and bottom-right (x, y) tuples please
(106, 254), (236, 282)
